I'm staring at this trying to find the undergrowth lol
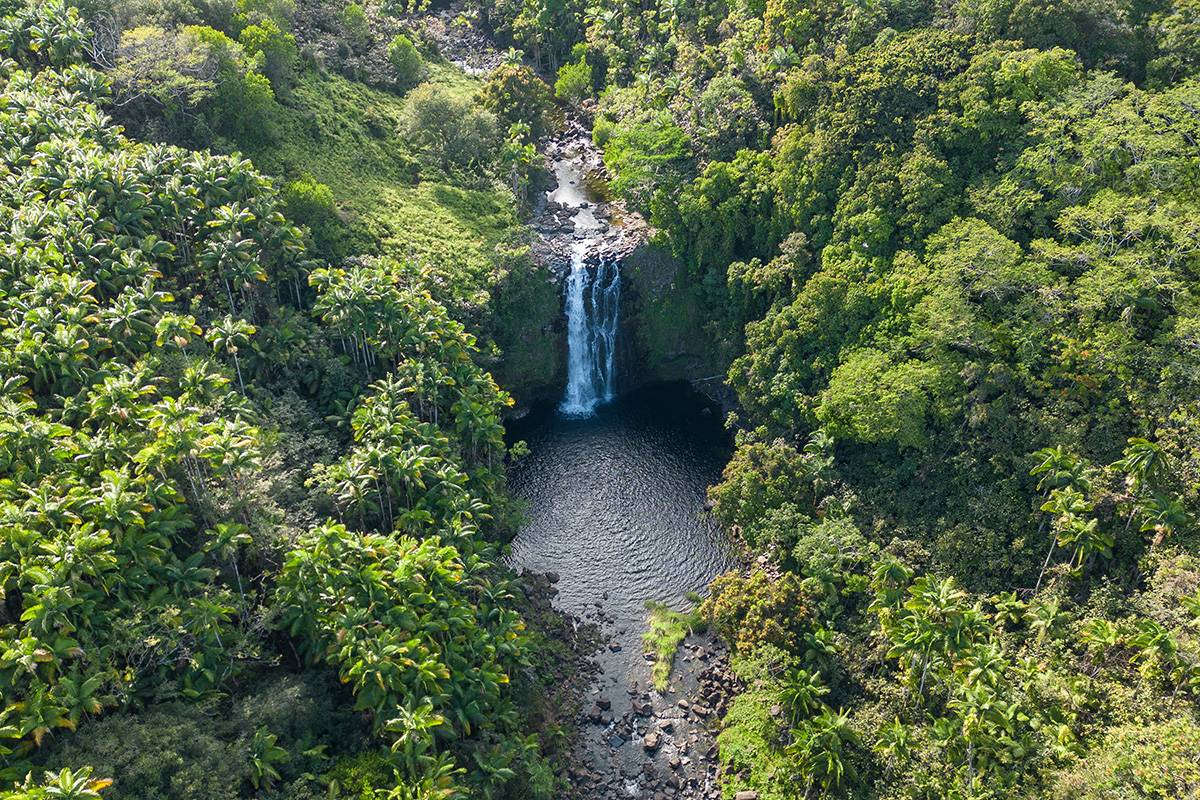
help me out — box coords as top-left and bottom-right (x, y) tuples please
(643, 595), (705, 691)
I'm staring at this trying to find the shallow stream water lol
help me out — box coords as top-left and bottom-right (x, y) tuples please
(508, 385), (737, 797)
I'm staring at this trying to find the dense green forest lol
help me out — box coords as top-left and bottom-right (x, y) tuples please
(0, 0), (1197, 798)
(0, 1), (564, 797)
(537, 0), (1200, 797)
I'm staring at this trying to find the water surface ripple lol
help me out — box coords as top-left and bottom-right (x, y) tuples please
(508, 384), (737, 634)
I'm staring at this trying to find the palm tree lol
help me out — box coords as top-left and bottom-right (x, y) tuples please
(1059, 514), (1113, 572)
(205, 315), (256, 393)
(1113, 437), (1166, 535)
(26, 767), (111, 798)
(1035, 485), (1092, 591)
(386, 700), (446, 778)
(1026, 599), (1066, 644)
(1138, 493), (1187, 550)
(767, 45), (800, 71)
(248, 727), (289, 790)
(205, 522), (252, 603)
(786, 707), (859, 799)
(778, 668), (829, 724)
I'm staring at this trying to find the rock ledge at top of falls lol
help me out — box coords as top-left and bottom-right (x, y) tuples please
(531, 119), (651, 277)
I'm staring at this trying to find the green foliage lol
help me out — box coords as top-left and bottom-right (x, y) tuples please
(715, 690), (793, 800)
(479, 0), (586, 73)
(1051, 717), (1200, 799)
(230, 68), (534, 323)
(0, 36), (306, 768)
(817, 348), (955, 450)
(275, 523), (525, 778)
(0, 769), (108, 800)
(33, 675), (367, 800)
(283, 175), (341, 258)
(387, 33), (424, 90)
(399, 82), (499, 176)
(238, 17), (298, 93)
(340, 3), (369, 52)
(642, 600), (703, 691)
(0, 5), (547, 797)
(96, 17), (287, 145)
(594, 102), (692, 216)
(478, 64), (553, 140)
(568, 2), (1200, 797)
(704, 571), (814, 654)
(553, 57), (592, 104)
(692, 74), (767, 162)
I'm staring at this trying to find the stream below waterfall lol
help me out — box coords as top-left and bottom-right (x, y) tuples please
(507, 129), (739, 799)
(509, 385), (737, 799)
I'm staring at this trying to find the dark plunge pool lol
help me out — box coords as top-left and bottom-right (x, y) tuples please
(507, 382), (738, 648)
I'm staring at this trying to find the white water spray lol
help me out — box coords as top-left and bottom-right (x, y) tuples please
(560, 242), (620, 417)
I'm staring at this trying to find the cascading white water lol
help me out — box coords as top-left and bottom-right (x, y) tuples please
(559, 242), (620, 417)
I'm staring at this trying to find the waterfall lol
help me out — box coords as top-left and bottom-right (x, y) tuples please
(560, 242), (620, 417)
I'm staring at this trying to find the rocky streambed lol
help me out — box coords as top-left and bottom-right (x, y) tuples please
(508, 387), (743, 800)
(529, 120), (649, 276)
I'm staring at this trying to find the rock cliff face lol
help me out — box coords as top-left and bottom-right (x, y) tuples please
(617, 244), (736, 412)
(523, 120), (733, 414)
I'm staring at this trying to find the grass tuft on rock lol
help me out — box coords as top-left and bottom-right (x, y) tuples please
(643, 595), (705, 691)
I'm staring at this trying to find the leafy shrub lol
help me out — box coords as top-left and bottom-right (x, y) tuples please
(643, 600), (703, 690)
(387, 33), (425, 89)
(239, 17), (298, 93)
(399, 83), (498, 175)
(183, 25), (280, 142)
(479, 64), (553, 139)
(35, 704), (250, 800)
(1052, 717), (1200, 799)
(593, 106), (692, 215)
(704, 570), (814, 653)
(709, 438), (817, 533)
(340, 2), (369, 52)
(554, 58), (592, 104)
(693, 74), (767, 161)
(106, 25), (218, 139)
(283, 175), (341, 256)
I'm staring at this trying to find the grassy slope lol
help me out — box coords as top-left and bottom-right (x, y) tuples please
(236, 63), (562, 401)
(243, 64), (516, 306)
